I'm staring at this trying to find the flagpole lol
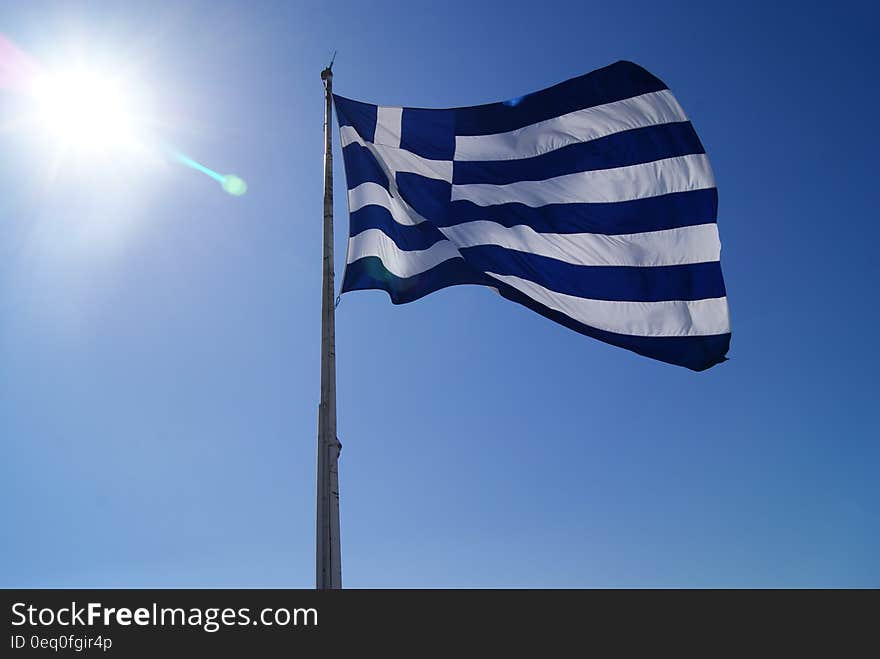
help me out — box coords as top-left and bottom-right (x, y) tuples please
(317, 62), (341, 589)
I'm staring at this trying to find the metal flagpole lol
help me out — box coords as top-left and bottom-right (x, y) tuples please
(317, 60), (341, 589)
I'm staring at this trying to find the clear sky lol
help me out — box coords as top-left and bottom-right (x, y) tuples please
(1, 0), (877, 588)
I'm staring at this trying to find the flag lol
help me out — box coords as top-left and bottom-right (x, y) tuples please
(333, 61), (730, 370)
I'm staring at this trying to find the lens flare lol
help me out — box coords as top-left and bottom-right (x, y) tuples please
(172, 151), (247, 196)
(0, 34), (42, 91)
(222, 175), (247, 196)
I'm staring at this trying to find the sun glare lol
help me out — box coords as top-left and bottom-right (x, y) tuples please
(32, 70), (139, 152)
(3, 40), (241, 195)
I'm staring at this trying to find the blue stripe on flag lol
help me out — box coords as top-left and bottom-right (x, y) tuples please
(342, 256), (491, 304)
(349, 206), (447, 251)
(459, 245), (727, 302)
(342, 143), (389, 190)
(446, 188), (717, 235)
(454, 61), (666, 136)
(334, 95), (377, 142)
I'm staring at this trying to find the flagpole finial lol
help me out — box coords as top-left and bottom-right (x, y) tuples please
(321, 51), (337, 82)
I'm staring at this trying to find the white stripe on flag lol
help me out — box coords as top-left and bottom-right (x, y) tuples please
(441, 221), (720, 267)
(346, 220), (719, 279)
(487, 272), (730, 337)
(454, 90), (689, 162)
(451, 154), (715, 207)
(347, 228), (461, 277)
(348, 182), (431, 225)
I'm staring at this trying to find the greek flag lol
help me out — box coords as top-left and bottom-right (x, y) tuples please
(334, 61), (730, 370)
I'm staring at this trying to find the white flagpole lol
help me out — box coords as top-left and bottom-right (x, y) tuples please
(317, 61), (341, 589)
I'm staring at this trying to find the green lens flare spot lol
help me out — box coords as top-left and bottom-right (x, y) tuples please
(222, 175), (247, 196)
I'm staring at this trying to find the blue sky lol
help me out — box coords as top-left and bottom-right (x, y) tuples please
(0, 0), (877, 587)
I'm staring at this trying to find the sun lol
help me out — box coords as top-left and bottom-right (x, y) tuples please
(31, 69), (140, 152)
